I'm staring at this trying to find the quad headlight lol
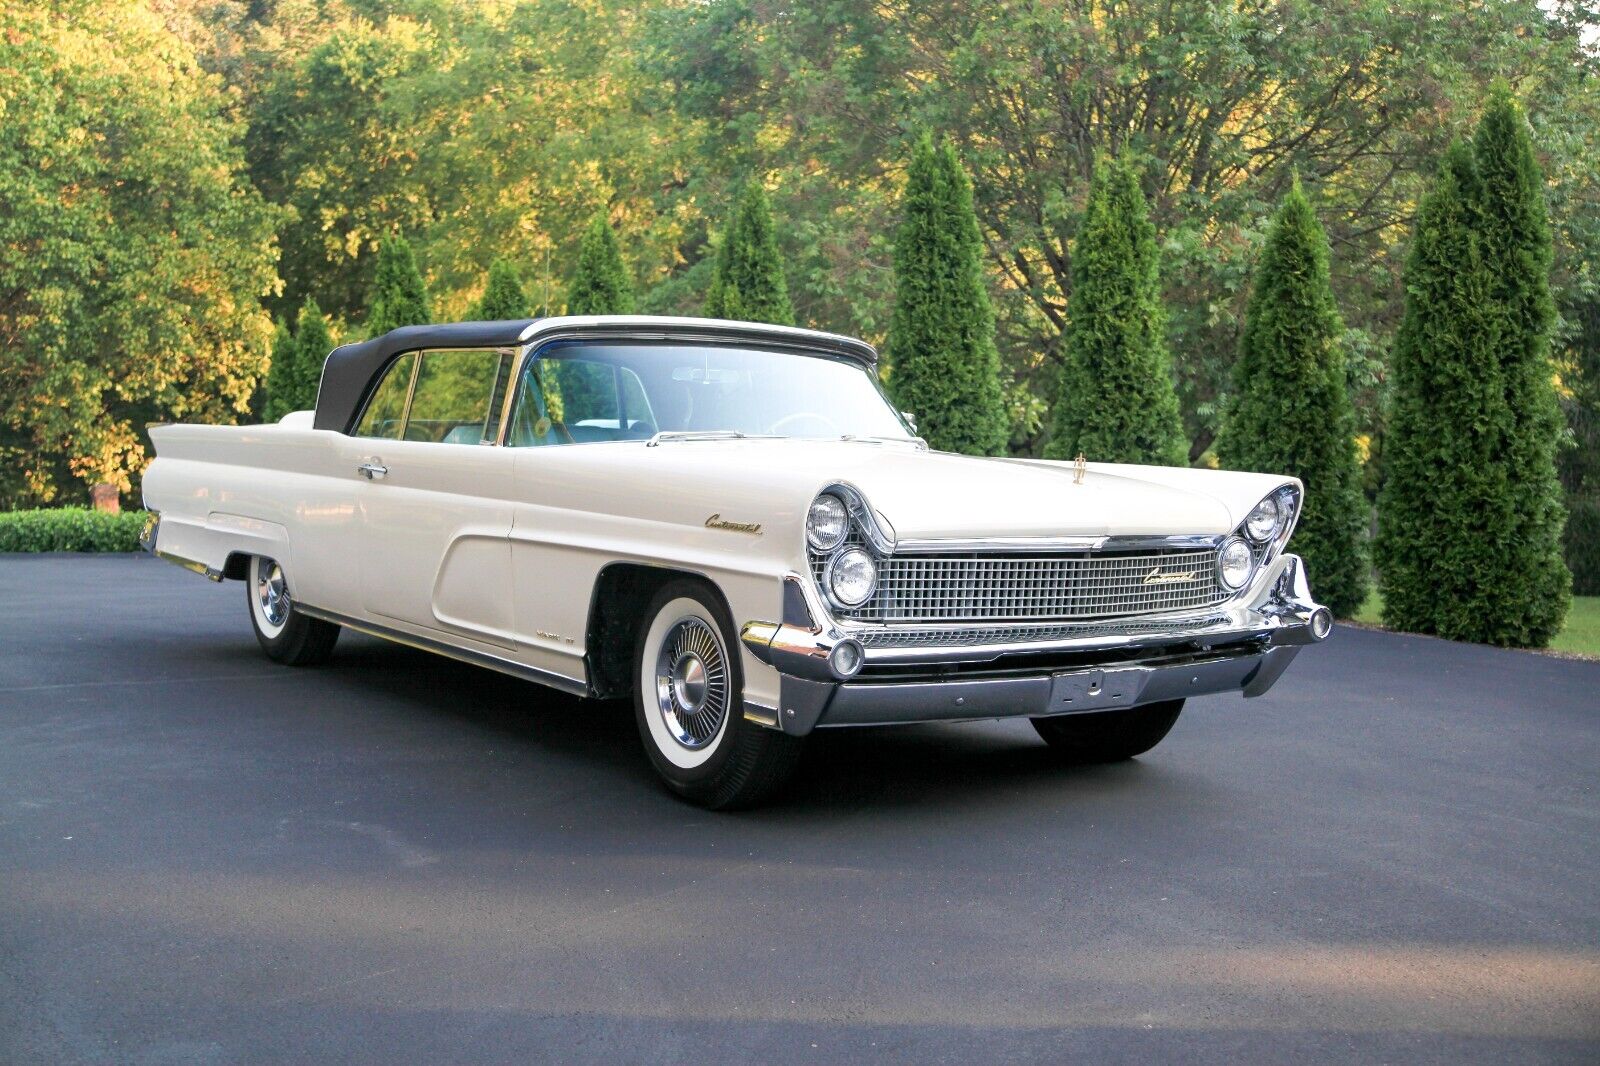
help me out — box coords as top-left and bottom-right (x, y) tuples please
(1244, 495), (1281, 543)
(826, 547), (878, 607)
(1216, 536), (1255, 591)
(807, 493), (849, 551)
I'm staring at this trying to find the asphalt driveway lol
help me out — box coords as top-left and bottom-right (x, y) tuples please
(1, 553), (1596, 1064)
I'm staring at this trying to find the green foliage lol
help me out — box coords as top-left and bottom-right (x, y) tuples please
(365, 235), (431, 336)
(0, 1), (281, 507)
(885, 134), (1007, 455)
(293, 299), (333, 409)
(1471, 84), (1571, 643)
(1046, 156), (1187, 466)
(1217, 180), (1370, 617)
(1379, 106), (1571, 648)
(566, 214), (635, 316)
(263, 320), (298, 423)
(704, 183), (794, 326)
(0, 508), (150, 553)
(472, 259), (530, 321)
(1567, 498), (1600, 596)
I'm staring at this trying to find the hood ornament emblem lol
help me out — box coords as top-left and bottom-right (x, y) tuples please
(1073, 452), (1087, 485)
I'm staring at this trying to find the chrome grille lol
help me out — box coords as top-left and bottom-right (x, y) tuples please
(814, 542), (1228, 623)
(856, 614), (1232, 649)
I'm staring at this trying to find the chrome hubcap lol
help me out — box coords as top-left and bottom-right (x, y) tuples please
(257, 560), (290, 627)
(655, 618), (728, 750)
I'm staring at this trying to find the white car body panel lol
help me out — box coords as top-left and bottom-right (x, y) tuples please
(142, 316), (1328, 730)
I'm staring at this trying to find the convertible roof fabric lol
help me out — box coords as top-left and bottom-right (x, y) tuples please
(312, 315), (880, 434)
(313, 320), (536, 433)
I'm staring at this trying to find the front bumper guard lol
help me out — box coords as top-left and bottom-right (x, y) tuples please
(741, 554), (1331, 736)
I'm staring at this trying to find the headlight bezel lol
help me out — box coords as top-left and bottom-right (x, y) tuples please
(806, 493), (849, 552)
(1216, 535), (1255, 591)
(825, 546), (878, 608)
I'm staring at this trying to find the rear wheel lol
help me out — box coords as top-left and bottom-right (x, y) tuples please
(633, 579), (803, 809)
(247, 555), (340, 665)
(1030, 699), (1184, 764)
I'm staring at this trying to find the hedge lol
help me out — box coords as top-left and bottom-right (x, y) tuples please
(1567, 496), (1600, 596)
(0, 508), (150, 552)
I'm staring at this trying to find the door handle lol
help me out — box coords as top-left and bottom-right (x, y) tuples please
(357, 460), (388, 480)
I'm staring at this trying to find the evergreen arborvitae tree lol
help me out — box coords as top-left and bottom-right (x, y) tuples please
(1046, 155), (1187, 465)
(704, 182), (793, 326)
(885, 133), (1008, 455)
(292, 298), (332, 411)
(1470, 85), (1570, 644)
(263, 318), (298, 422)
(566, 214), (634, 315)
(1217, 179), (1370, 617)
(473, 258), (530, 320)
(1377, 143), (1522, 642)
(365, 234), (431, 336)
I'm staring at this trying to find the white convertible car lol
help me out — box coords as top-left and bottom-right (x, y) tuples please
(142, 316), (1331, 807)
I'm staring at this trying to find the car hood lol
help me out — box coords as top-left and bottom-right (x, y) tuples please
(621, 438), (1290, 542)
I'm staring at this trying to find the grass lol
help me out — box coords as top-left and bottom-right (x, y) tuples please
(1352, 588), (1600, 659)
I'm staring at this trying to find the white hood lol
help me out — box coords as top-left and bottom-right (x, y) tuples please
(606, 438), (1293, 543)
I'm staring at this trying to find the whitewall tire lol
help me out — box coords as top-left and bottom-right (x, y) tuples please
(633, 579), (803, 808)
(247, 555), (341, 665)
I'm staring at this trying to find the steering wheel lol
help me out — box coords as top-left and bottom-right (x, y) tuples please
(769, 411), (841, 437)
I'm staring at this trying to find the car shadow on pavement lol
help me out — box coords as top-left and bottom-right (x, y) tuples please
(316, 633), (1183, 815)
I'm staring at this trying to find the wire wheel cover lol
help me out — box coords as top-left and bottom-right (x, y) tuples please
(654, 617), (730, 750)
(256, 560), (290, 627)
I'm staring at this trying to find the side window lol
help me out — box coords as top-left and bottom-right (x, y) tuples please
(508, 357), (657, 446)
(354, 353), (416, 439)
(403, 349), (509, 444)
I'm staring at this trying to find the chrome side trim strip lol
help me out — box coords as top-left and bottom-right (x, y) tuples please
(295, 603), (590, 697)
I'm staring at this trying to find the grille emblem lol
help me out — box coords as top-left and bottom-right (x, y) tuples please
(1143, 567), (1195, 585)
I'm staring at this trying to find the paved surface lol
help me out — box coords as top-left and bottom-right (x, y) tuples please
(1, 553), (1597, 1064)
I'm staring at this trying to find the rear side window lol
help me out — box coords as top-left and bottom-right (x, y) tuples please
(354, 352), (416, 439)
(405, 349), (511, 444)
(352, 348), (513, 443)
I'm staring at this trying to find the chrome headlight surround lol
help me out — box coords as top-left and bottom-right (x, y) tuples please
(824, 547), (878, 607)
(1221, 484), (1303, 597)
(1216, 535), (1255, 591)
(806, 493), (849, 552)
(807, 482), (894, 614)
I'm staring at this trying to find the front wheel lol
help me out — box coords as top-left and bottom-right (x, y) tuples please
(247, 555), (340, 665)
(633, 579), (803, 809)
(1030, 699), (1184, 763)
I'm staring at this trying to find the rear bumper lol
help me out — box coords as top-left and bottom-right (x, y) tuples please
(742, 554), (1330, 736)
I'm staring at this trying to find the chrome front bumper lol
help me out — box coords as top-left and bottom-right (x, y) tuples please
(741, 554), (1331, 736)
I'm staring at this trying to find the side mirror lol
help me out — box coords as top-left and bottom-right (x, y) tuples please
(901, 411), (919, 432)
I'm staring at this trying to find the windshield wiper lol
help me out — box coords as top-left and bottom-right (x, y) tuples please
(645, 430), (781, 447)
(838, 434), (929, 449)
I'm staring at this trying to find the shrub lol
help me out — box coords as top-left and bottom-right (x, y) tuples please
(1378, 90), (1570, 648)
(566, 214), (634, 316)
(885, 132), (1008, 456)
(1046, 155), (1187, 466)
(1217, 178), (1370, 618)
(473, 258), (531, 320)
(0, 509), (150, 553)
(365, 234), (431, 336)
(1566, 497), (1600, 596)
(704, 182), (794, 326)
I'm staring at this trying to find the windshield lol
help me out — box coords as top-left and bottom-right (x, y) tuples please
(505, 341), (913, 447)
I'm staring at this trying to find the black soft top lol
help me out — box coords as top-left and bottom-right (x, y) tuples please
(311, 316), (879, 434)
(312, 319), (535, 433)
